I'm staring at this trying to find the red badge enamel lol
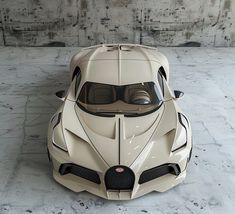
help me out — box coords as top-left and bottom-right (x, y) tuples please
(115, 167), (124, 173)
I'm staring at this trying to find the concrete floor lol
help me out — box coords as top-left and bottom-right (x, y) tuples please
(0, 47), (235, 214)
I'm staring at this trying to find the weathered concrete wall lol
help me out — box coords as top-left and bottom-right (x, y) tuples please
(0, 0), (235, 47)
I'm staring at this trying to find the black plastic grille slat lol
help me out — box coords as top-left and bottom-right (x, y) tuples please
(59, 163), (101, 184)
(139, 164), (180, 184)
(105, 166), (135, 190)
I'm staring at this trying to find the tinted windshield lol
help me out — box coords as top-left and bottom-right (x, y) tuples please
(77, 82), (163, 116)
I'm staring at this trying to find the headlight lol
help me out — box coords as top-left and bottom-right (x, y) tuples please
(171, 113), (188, 152)
(51, 113), (68, 152)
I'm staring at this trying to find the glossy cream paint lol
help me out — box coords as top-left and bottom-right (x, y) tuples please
(47, 44), (192, 200)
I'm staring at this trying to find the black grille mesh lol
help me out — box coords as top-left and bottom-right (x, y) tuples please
(105, 166), (135, 190)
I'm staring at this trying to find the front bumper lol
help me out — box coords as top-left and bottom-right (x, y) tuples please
(53, 168), (186, 200)
(48, 138), (191, 200)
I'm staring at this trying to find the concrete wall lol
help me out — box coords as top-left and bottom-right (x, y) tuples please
(0, 0), (235, 47)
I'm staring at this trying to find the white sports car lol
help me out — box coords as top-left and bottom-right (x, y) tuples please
(47, 44), (192, 200)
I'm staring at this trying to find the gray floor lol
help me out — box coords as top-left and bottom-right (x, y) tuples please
(0, 47), (235, 214)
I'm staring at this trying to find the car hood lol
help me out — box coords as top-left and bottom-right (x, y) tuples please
(71, 104), (165, 167)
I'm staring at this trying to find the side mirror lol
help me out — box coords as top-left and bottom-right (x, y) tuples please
(174, 90), (184, 99)
(55, 90), (66, 101)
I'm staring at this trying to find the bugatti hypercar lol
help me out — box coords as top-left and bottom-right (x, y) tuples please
(47, 44), (192, 200)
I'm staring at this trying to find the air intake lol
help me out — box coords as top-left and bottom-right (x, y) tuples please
(59, 163), (101, 184)
(139, 163), (180, 184)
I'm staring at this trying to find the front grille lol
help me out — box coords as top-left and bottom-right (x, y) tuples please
(105, 166), (135, 190)
(139, 163), (180, 184)
(59, 163), (101, 184)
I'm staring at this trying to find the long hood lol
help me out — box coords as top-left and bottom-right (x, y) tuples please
(73, 105), (165, 167)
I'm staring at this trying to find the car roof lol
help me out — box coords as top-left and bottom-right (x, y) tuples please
(73, 44), (164, 85)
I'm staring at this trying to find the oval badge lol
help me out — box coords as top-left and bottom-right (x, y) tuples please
(115, 167), (124, 173)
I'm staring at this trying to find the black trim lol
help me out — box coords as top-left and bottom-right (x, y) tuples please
(179, 113), (188, 130)
(59, 163), (101, 184)
(172, 113), (188, 152)
(53, 112), (62, 129)
(105, 166), (135, 190)
(183, 114), (189, 126)
(52, 142), (68, 152)
(158, 67), (165, 96)
(188, 147), (193, 162)
(51, 112), (67, 152)
(72, 66), (81, 80)
(172, 143), (187, 152)
(174, 90), (184, 99)
(76, 100), (163, 118)
(55, 90), (66, 99)
(139, 163), (180, 184)
(159, 66), (167, 80)
(47, 148), (51, 162)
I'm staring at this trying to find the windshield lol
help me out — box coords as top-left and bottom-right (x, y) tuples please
(77, 82), (163, 116)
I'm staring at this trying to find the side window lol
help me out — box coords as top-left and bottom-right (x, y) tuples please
(157, 68), (164, 95)
(75, 67), (81, 96)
